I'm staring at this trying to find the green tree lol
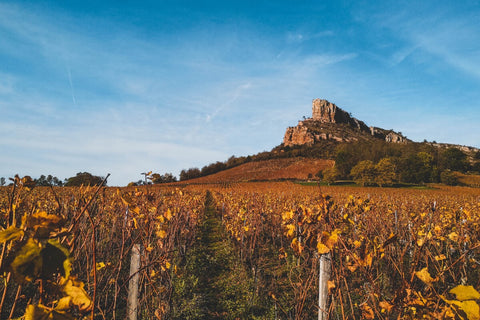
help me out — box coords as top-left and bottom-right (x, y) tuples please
(35, 174), (63, 186)
(180, 168), (201, 181)
(375, 158), (396, 187)
(150, 172), (177, 184)
(471, 162), (480, 173)
(65, 172), (105, 186)
(322, 167), (340, 185)
(334, 149), (354, 179)
(350, 160), (376, 186)
(440, 148), (468, 172)
(398, 154), (432, 184)
(417, 152), (434, 168)
(440, 170), (459, 186)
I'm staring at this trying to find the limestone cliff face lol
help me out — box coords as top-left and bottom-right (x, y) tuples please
(283, 99), (409, 147)
(283, 123), (315, 146)
(312, 99), (370, 131)
(312, 99), (338, 122)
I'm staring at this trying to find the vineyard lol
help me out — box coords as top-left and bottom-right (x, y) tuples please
(1, 177), (480, 319)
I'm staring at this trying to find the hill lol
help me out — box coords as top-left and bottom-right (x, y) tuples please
(182, 158), (334, 183)
(176, 98), (480, 185)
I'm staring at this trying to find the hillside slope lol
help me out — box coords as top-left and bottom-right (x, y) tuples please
(185, 158), (334, 183)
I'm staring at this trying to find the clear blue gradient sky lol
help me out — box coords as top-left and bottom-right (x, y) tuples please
(1, 1), (480, 185)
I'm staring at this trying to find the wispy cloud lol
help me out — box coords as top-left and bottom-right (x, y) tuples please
(390, 45), (419, 66)
(286, 30), (334, 44)
(206, 82), (252, 122)
(370, 4), (480, 80)
(304, 53), (357, 67)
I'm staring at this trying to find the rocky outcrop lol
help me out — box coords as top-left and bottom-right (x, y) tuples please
(312, 99), (338, 122)
(283, 99), (410, 147)
(283, 123), (315, 146)
(370, 127), (409, 143)
(386, 132), (408, 143)
(312, 99), (370, 131)
(430, 143), (480, 154)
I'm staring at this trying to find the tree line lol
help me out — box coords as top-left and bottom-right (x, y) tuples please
(177, 140), (480, 185)
(0, 172), (107, 187)
(320, 142), (480, 186)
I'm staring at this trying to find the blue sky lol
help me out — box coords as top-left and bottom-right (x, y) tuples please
(1, 0), (480, 186)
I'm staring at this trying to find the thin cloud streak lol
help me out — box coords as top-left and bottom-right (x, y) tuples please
(66, 65), (76, 106)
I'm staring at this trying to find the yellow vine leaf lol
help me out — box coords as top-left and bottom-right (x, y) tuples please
(317, 242), (330, 254)
(148, 206), (157, 213)
(156, 229), (167, 239)
(415, 267), (436, 285)
(25, 304), (74, 320)
(435, 254), (447, 261)
(291, 238), (303, 254)
(165, 209), (173, 221)
(326, 229), (340, 248)
(26, 211), (64, 238)
(156, 215), (165, 223)
(282, 210), (294, 221)
(131, 206), (140, 215)
(62, 278), (92, 312)
(417, 238), (425, 247)
(55, 296), (73, 312)
(449, 232), (459, 242)
(96, 262), (106, 271)
(317, 229), (341, 254)
(450, 285), (480, 301)
(11, 238), (42, 283)
(286, 224), (295, 237)
(161, 261), (172, 271)
(121, 194), (133, 206)
(379, 301), (394, 313)
(443, 299), (480, 320)
(327, 280), (335, 292)
(25, 304), (48, 320)
(366, 253), (373, 267)
(346, 264), (357, 272)
(361, 303), (375, 319)
(0, 226), (24, 243)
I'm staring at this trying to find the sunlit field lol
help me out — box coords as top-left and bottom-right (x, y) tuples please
(1, 179), (480, 319)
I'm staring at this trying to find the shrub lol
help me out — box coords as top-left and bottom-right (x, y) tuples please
(350, 160), (376, 186)
(440, 170), (459, 186)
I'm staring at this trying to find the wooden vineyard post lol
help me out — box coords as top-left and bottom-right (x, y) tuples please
(318, 253), (331, 320)
(127, 243), (141, 320)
